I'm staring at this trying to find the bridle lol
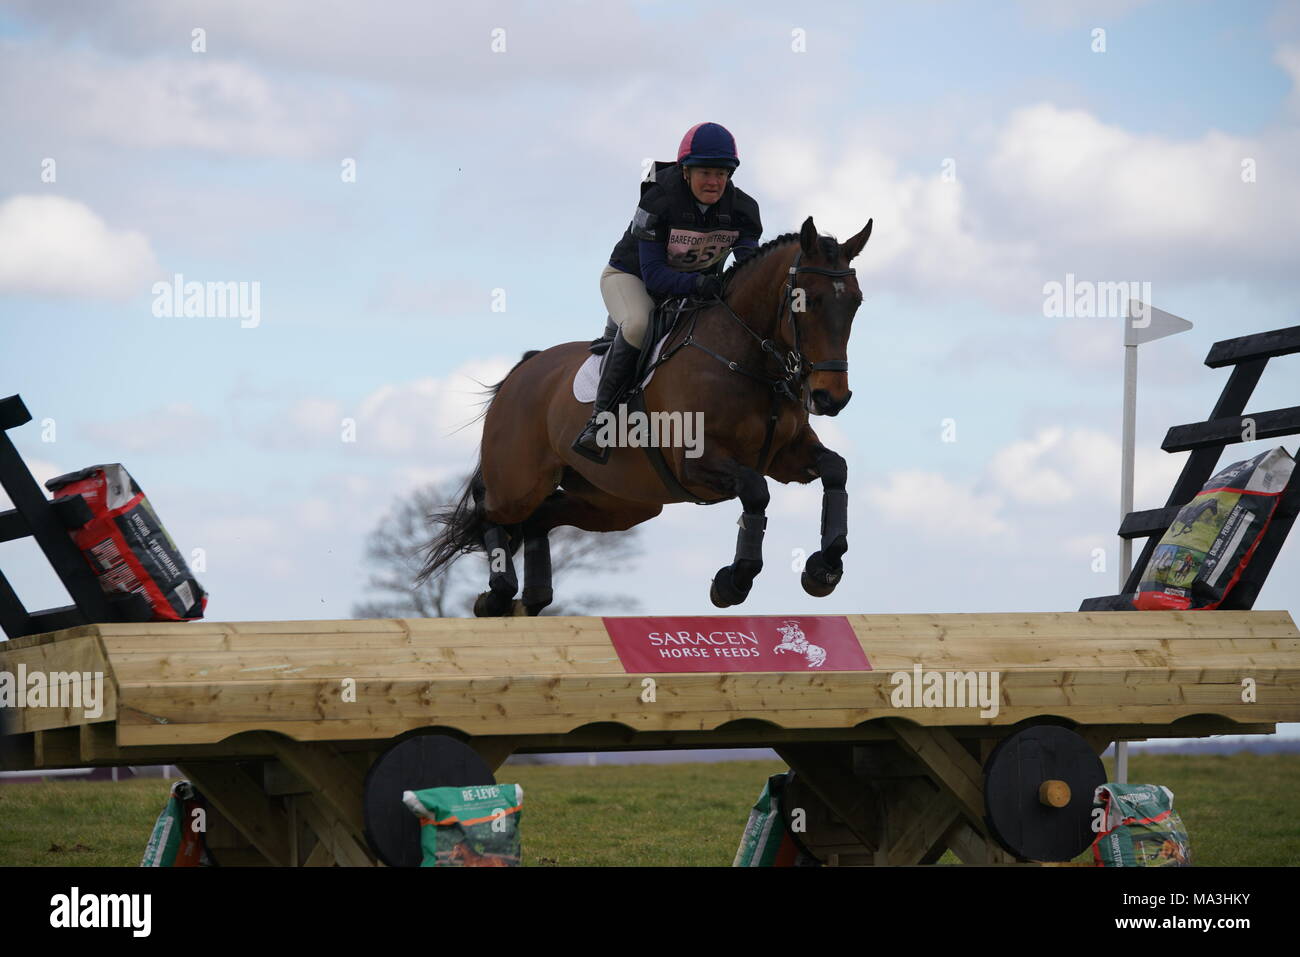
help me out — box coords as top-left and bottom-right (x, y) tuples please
(669, 250), (856, 408)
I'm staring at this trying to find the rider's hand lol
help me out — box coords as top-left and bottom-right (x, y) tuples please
(694, 273), (724, 299)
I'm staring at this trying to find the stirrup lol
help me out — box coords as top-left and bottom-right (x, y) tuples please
(572, 416), (611, 464)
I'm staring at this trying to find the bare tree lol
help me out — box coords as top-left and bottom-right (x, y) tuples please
(353, 478), (642, 618)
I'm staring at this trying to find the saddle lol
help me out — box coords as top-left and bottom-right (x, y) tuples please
(576, 297), (700, 404)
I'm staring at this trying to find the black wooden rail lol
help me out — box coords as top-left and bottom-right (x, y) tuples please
(1081, 326), (1300, 611)
(0, 394), (148, 639)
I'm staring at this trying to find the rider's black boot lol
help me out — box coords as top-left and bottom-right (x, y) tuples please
(572, 329), (642, 464)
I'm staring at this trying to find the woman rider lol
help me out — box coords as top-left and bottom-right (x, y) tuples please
(572, 122), (763, 463)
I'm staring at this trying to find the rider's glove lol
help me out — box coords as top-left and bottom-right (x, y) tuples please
(694, 273), (724, 300)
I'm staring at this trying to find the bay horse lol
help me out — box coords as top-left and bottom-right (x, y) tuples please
(419, 215), (873, 616)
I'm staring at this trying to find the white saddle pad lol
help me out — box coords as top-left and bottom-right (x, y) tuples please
(573, 332), (670, 403)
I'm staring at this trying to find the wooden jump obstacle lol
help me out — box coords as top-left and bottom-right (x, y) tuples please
(2, 611), (1297, 866)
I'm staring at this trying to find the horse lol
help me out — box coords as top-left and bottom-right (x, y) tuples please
(419, 215), (873, 616)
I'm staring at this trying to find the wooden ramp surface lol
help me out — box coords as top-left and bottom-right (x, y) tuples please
(2, 610), (1297, 765)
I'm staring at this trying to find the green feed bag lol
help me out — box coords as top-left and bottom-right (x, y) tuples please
(402, 783), (523, 867)
(1091, 783), (1191, 867)
(734, 772), (803, 867)
(141, 781), (214, 867)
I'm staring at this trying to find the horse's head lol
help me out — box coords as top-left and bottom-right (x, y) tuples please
(785, 216), (872, 416)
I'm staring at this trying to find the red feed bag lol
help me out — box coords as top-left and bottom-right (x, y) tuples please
(45, 464), (207, 622)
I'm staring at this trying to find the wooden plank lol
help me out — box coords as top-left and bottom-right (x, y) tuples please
(109, 668), (1300, 730)
(100, 637), (1300, 683)
(110, 697), (1298, 747)
(0, 632), (117, 733)
(1163, 406), (1300, 453)
(64, 609), (1299, 657)
(176, 761), (291, 866)
(1204, 324), (1300, 367)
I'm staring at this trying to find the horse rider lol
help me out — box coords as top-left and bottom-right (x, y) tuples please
(572, 121), (764, 463)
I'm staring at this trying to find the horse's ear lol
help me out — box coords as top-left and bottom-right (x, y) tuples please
(842, 219), (873, 261)
(799, 216), (818, 256)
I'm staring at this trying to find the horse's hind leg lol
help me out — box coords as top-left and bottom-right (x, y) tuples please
(472, 475), (520, 617)
(514, 482), (663, 615)
(520, 512), (553, 616)
(680, 456), (770, 608)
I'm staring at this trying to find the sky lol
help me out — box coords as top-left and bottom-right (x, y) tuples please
(0, 1), (1296, 744)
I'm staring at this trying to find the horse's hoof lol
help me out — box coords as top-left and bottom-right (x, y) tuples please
(521, 587), (553, 616)
(474, 590), (515, 617)
(801, 551), (843, 598)
(710, 566), (749, 608)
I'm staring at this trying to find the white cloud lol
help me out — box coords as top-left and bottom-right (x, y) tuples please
(863, 469), (1011, 538)
(986, 425), (1185, 509)
(0, 195), (160, 300)
(988, 427), (1077, 505)
(82, 403), (222, 453)
(0, 41), (353, 158)
(259, 358), (516, 459)
(860, 424), (1188, 547)
(355, 357), (515, 456)
(749, 76), (1300, 308)
(750, 135), (1040, 305)
(1017, 0), (1155, 31)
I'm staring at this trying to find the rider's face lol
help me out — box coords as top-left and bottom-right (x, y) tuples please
(685, 166), (729, 204)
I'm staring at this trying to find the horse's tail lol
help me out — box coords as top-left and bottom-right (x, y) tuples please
(416, 350), (541, 584)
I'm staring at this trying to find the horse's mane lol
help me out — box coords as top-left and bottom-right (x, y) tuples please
(722, 230), (840, 290)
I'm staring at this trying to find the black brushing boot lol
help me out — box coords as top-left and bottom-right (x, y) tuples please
(573, 329), (642, 464)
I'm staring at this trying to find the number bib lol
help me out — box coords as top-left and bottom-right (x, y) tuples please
(666, 228), (740, 271)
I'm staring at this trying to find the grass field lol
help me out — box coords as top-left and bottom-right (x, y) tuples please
(1, 753), (1296, 866)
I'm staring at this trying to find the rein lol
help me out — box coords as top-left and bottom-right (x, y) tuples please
(657, 251), (856, 408)
(636, 249), (855, 474)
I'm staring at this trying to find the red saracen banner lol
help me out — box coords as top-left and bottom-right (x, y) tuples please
(601, 616), (871, 673)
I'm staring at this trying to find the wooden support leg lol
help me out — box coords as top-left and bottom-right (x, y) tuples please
(774, 743), (879, 854)
(263, 737), (371, 855)
(876, 778), (962, 866)
(296, 792), (378, 867)
(882, 720), (988, 831)
(941, 818), (1016, 865)
(177, 761), (292, 866)
(467, 735), (519, 774)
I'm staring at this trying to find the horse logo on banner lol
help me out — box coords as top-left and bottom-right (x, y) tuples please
(773, 619), (826, 669)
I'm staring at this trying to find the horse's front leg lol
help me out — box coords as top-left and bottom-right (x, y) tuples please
(681, 455), (769, 608)
(767, 427), (848, 598)
(802, 446), (848, 596)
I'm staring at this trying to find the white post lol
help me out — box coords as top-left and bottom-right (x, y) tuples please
(1115, 300), (1192, 785)
(1120, 344), (1138, 593)
(1117, 343), (1137, 784)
